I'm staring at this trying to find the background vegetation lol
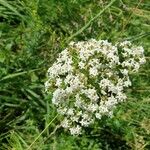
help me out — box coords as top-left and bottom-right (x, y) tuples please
(0, 0), (150, 149)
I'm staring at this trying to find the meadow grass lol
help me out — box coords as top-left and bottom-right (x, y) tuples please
(0, 0), (150, 149)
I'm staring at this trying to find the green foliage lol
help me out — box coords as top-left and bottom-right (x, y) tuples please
(0, 0), (150, 149)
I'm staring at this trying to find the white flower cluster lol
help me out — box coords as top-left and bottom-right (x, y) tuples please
(45, 39), (146, 135)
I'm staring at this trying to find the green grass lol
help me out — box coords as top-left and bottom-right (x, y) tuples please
(0, 0), (150, 149)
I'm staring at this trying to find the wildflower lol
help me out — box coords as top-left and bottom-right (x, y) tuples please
(70, 125), (81, 135)
(45, 39), (146, 135)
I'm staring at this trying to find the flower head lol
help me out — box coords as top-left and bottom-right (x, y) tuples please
(45, 39), (146, 135)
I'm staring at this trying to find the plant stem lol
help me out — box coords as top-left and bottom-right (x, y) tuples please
(26, 114), (58, 150)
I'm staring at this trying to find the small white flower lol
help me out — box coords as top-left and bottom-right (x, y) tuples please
(80, 119), (90, 127)
(123, 78), (132, 87)
(82, 88), (99, 101)
(95, 112), (102, 119)
(67, 108), (74, 116)
(99, 105), (109, 114)
(82, 113), (89, 120)
(133, 62), (140, 72)
(107, 95), (118, 106)
(106, 72), (113, 77)
(121, 69), (128, 76)
(139, 57), (146, 64)
(55, 78), (62, 87)
(87, 103), (98, 112)
(75, 99), (82, 108)
(101, 89), (107, 95)
(116, 92), (127, 101)
(99, 78), (111, 89)
(78, 61), (85, 69)
(62, 118), (70, 128)
(45, 80), (51, 92)
(70, 125), (81, 135)
(57, 107), (67, 115)
(66, 86), (73, 94)
(71, 116), (79, 122)
(119, 41), (131, 47)
(89, 67), (98, 77)
(52, 89), (66, 105)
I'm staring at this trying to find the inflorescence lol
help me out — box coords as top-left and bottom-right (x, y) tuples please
(45, 39), (146, 135)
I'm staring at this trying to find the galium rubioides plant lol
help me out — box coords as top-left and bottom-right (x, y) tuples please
(45, 39), (146, 135)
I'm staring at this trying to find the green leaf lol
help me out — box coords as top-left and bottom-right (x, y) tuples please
(30, 72), (39, 82)
(0, 51), (5, 63)
(0, 68), (41, 81)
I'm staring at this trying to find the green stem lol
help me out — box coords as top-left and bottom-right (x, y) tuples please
(0, 68), (43, 82)
(26, 114), (58, 150)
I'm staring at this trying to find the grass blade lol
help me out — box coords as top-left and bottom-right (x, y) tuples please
(66, 0), (116, 42)
(0, 68), (42, 82)
(0, 0), (24, 19)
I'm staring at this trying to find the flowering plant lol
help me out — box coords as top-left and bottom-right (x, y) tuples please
(45, 39), (146, 135)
